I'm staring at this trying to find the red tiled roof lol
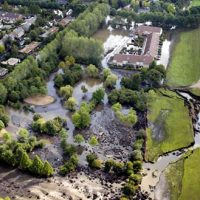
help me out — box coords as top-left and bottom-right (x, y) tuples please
(113, 54), (154, 66)
(137, 25), (162, 35)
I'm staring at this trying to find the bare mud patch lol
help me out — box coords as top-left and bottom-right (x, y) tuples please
(24, 95), (55, 106)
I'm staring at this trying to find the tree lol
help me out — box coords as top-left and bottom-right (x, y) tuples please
(72, 107), (90, 129)
(0, 45), (5, 54)
(89, 135), (99, 146)
(103, 68), (111, 80)
(18, 128), (29, 140)
(0, 120), (5, 131)
(92, 88), (105, 104)
(74, 134), (85, 144)
(19, 151), (32, 170)
(59, 85), (73, 100)
(65, 97), (77, 111)
(30, 155), (44, 175)
(104, 74), (118, 88)
(42, 160), (54, 177)
(85, 64), (99, 78)
(0, 83), (8, 104)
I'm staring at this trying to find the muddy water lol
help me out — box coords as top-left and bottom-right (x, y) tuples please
(157, 31), (179, 69)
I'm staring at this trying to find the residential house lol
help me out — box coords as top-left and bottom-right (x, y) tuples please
(0, 67), (8, 77)
(1, 58), (20, 66)
(19, 42), (40, 54)
(0, 11), (23, 23)
(111, 25), (163, 68)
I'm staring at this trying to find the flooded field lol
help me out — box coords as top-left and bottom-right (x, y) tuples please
(0, 17), (187, 200)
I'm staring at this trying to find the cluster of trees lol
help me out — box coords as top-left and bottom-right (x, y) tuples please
(31, 114), (66, 136)
(59, 128), (79, 175)
(54, 57), (83, 88)
(103, 68), (118, 89)
(72, 102), (91, 129)
(108, 88), (147, 111)
(6, 0), (63, 9)
(61, 30), (103, 65)
(1, 56), (47, 106)
(0, 129), (54, 177)
(112, 103), (138, 127)
(86, 149), (143, 198)
(0, 106), (9, 126)
(71, 87), (105, 129)
(121, 62), (166, 90)
(68, 3), (110, 37)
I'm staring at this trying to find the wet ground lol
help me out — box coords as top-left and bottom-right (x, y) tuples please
(0, 19), (186, 200)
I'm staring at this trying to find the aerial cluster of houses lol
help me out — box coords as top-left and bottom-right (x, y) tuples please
(111, 25), (163, 68)
(0, 8), (73, 78)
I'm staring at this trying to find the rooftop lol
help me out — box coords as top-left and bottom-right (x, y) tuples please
(1, 58), (20, 66)
(19, 42), (40, 54)
(0, 11), (23, 21)
(58, 17), (72, 27)
(113, 54), (154, 66)
(137, 25), (162, 35)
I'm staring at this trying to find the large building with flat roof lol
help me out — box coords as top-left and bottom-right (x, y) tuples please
(112, 25), (162, 68)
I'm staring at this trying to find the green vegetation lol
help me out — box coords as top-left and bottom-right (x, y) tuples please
(146, 89), (194, 161)
(189, 87), (200, 97)
(121, 62), (166, 90)
(191, 0), (200, 7)
(112, 103), (138, 126)
(72, 105), (91, 129)
(0, 129), (53, 177)
(32, 115), (66, 136)
(0, 197), (10, 200)
(108, 88), (147, 111)
(89, 135), (99, 146)
(166, 29), (200, 87)
(166, 148), (200, 200)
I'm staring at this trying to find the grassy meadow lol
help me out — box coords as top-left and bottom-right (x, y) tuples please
(166, 148), (200, 200)
(145, 89), (194, 162)
(191, 0), (200, 7)
(166, 29), (200, 87)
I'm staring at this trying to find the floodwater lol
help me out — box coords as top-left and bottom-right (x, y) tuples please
(157, 31), (179, 69)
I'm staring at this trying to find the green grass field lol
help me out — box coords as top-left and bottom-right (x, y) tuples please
(166, 29), (200, 87)
(166, 148), (200, 200)
(146, 89), (194, 162)
(191, 0), (200, 7)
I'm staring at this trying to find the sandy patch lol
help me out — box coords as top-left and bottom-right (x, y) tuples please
(24, 95), (55, 106)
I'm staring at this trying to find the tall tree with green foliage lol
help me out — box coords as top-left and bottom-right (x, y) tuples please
(30, 155), (44, 175)
(42, 160), (54, 177)
(19, 151), (32, 170)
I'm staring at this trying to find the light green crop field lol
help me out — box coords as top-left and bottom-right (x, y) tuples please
(166, 29), (200, 87)
(166, 148), (200, 200)
(191, 0), (200, 7)
(145, 89), (194, 162)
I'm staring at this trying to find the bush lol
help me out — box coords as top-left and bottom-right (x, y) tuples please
(0, 120), (5, 130)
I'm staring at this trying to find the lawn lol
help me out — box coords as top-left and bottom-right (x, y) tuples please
(146, 89), (194, 162)
(166, 29), (200, 87)
(191, 0), (200, 7)
(166, 148), (200, 200)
